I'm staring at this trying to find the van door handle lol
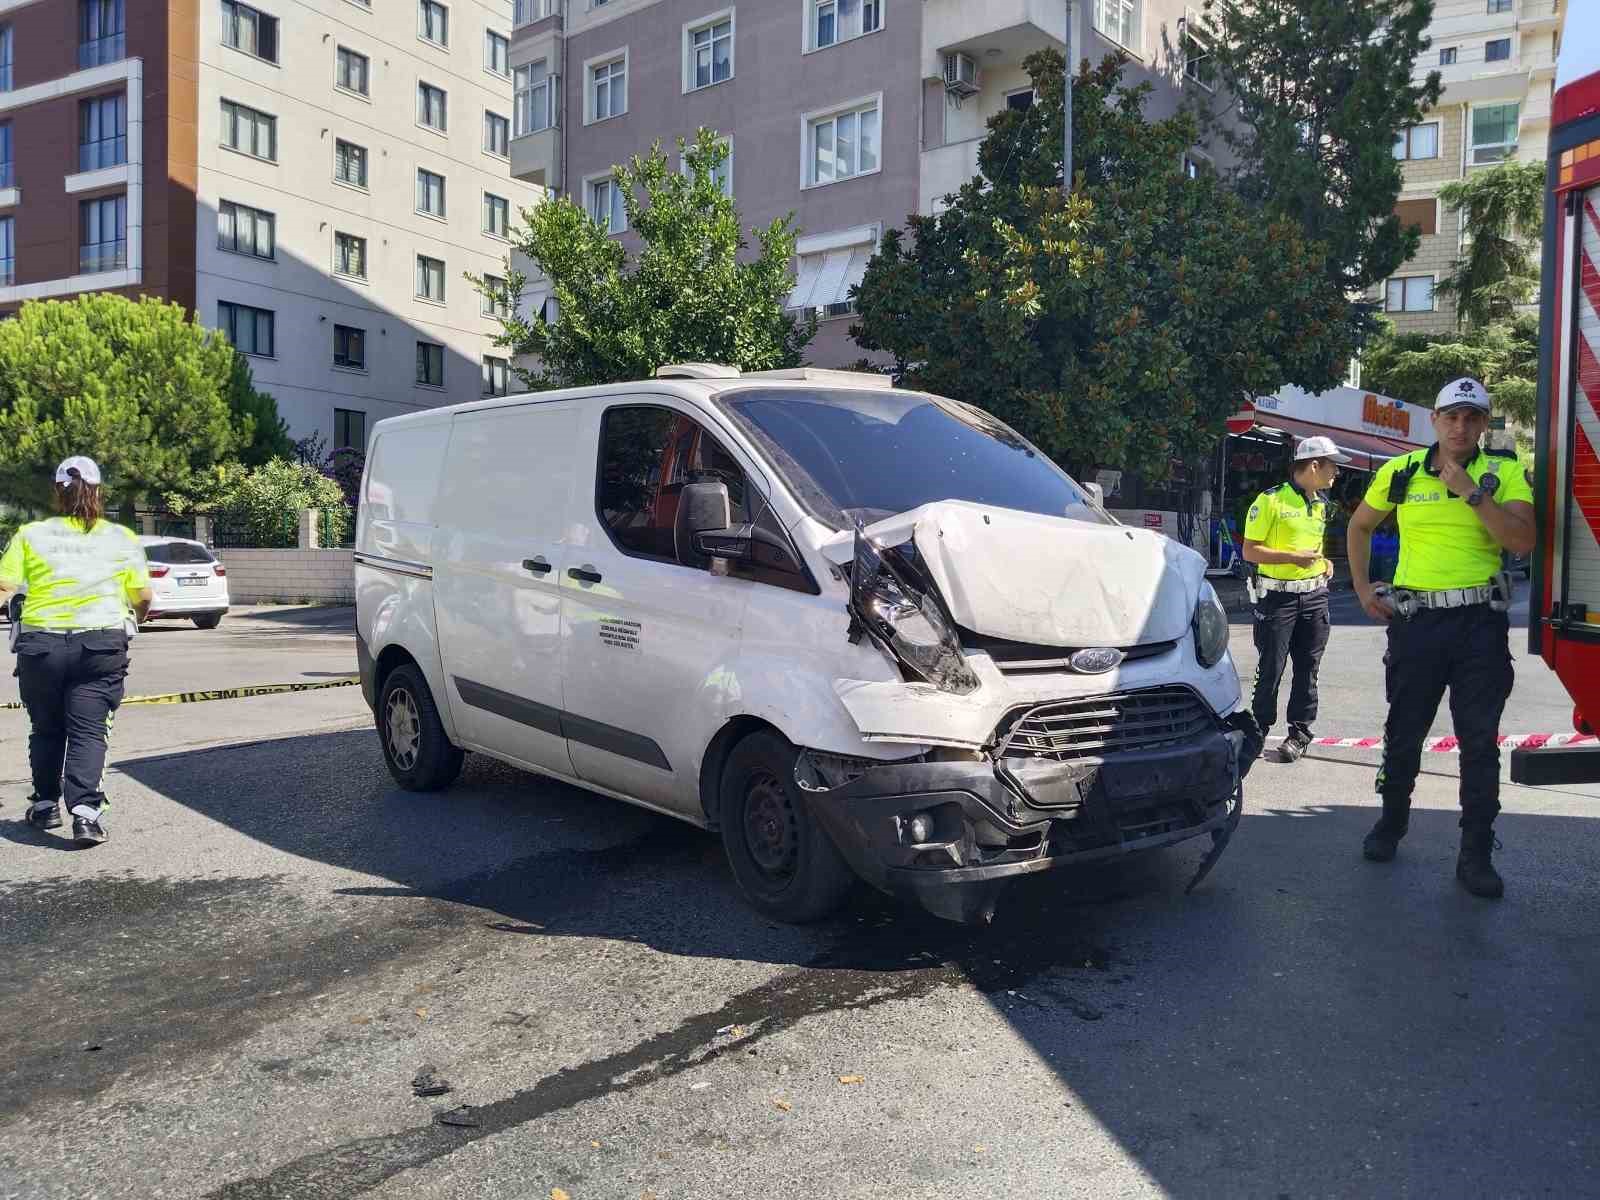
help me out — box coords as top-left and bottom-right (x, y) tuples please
(522, 557), (552, 575)
(568, 566), (603, 584)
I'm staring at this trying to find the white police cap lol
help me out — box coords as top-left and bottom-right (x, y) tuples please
(54, 455), (102, 486)
(1294, 435), (1352, 464)
(1436, 377), (1491, 413)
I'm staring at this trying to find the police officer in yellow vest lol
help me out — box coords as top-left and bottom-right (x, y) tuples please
(1240, 435), (1349, 765)
(1348, 379), (1535, 898)
(0, 457), (152, 847)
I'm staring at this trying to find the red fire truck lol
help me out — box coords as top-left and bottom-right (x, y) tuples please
(1515, 3), (1600, 785)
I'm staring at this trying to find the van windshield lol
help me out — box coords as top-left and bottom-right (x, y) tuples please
(720, 388), (1109, 530)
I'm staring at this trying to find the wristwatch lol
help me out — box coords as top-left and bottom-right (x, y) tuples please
(1467, 472), (1500, 508)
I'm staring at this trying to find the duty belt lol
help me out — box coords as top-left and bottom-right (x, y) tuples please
(1257, 576), (1327, 595)
(1377, 572), (1513, 619)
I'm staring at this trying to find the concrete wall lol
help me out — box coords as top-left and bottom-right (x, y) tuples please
(219, 549), (355, 604)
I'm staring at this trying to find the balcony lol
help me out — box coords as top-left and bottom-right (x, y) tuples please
(79, 239), (126, 274)
(1521, 85), (1553, 133)
(920, 138), (981, 216)
(78, 32), (126, 68)
(922, 0), (1064, 80)
(513, 0), (560, 32)
(511, 75), (560, 187)
(79, 137), (126, 173)
(1520, 0), (1561, 32)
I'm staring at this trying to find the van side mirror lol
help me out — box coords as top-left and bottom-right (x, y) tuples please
(675, 481), (732, 568)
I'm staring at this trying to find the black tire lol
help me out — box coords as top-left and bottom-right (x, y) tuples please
(378, 663), (464, 791)
(192, 613), (223, 629)
(719, 730), (856, 923)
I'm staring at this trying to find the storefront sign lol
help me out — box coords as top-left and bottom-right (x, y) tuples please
(1362, 393), (1412, 437)
(1255, 384), (1428, 448)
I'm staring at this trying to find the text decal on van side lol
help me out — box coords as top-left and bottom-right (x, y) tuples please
(599, 619), (642, 651)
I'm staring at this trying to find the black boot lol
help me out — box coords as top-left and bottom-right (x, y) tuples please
(1280, 724), (1313, 763)
(1362, 796), (1410, 862)
(1456, 827), (1504, 899)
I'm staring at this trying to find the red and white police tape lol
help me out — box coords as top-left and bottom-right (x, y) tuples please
(1272, 732), (1598, 753)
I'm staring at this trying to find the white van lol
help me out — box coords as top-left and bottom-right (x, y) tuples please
(355, 365), (1249, 924)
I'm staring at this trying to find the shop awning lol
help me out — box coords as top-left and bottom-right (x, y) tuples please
(1247, 412), (1422, 471)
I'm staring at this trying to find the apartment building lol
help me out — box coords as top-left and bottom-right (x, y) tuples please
(507, 0), (1218, 364)
(1382, 0), (1567, 335)
(0, 0), (540, 448)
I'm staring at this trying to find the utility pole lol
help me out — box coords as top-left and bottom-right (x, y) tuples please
(1063, 0), (1073, 195)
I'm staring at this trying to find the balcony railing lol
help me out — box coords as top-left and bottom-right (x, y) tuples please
(79, 137), (126, 172)
(78, 32), (126, 68)
(0, 162), (13, 188)
(79, 240), (126, 274)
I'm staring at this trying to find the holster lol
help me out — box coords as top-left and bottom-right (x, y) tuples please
(1489, 570), (1513, 612)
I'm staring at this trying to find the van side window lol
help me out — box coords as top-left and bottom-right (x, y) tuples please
(598, 406), (750, 563)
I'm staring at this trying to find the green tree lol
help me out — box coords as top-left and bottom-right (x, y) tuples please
(0, 294), (245, 508)
(225, 351), (294, 467)
(1361, 314), (1538, 426)
(852, 52), (1360, 479)
(480, 130), (814, 389)
(1201, 0), (1442, 301)
(1436, 160), (1545, 327)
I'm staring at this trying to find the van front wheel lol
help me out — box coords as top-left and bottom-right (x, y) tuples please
(719, 730), (856, 923)
(378, 664), (464, 791)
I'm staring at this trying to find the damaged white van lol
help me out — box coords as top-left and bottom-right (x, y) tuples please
(355, 365), (1249, 924)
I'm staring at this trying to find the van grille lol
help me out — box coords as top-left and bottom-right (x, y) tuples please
(996, 686), (1213, 761)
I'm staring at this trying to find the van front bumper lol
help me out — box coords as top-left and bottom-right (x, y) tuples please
(800, 728), (1244, 924)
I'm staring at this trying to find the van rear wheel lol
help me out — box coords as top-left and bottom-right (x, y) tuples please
(719, 730), (855, 923)
(378, 664), (464, 791)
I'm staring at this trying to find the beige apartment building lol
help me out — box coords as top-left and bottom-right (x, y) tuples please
(1382, 0), (1567, 335)
(507, 0), (1223, 365)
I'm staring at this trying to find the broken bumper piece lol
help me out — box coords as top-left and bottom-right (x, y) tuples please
(798, 728), (1243, 925)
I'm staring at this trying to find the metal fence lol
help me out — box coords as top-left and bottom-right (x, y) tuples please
(211, 510), (298, 550)
(318, 505), (356, 549)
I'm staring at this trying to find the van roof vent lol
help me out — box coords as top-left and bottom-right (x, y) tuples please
(740, 367), (894, 389)
(655, 362), (742, 379)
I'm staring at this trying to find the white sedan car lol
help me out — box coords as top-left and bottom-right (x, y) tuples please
(141, 535), (230, 628)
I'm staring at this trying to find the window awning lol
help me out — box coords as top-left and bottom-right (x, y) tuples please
(788, 242), (873, 310)
(1244, 411), (1422, 472)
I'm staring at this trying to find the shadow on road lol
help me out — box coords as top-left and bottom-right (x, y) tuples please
(10, 726), (1597, 1197)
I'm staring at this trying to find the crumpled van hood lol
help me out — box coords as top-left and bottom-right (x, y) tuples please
(821, 500), (1205, 647)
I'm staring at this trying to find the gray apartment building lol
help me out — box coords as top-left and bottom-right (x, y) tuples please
(507, 0), (1219, 364)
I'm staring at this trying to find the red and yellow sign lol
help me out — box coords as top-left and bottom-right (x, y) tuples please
(1362, 393), (1412, 437)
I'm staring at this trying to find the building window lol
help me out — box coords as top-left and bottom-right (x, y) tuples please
(79, 0), (125, 69)
(416, 168), (446, 217)
(1484, 37), (1511, 63)
(1487, 0), (1511, 13)
(514, 0), (555, 24)
(686, 14), (732, 90)
(334, 231), (366, 278)
(1394, 197), (1437, 236)
(515, 60), (558, 134)
(333, 407), (366, 447)
(1439, 46), (1457, 66)
(788, 238), (872, 319)
(1182, 21), (1213, 88)
(1470, 102), (1519, 164)
(682, 138), (732, 196)
(1006, 88), (1034, 112)
(486, 30), (510, 76)
(418, 82), (448, 131)
(333, 327), (366, 370)
(0, 25), (12, 92)
(416, 341), (444, 387)
(591, 57), (626, 122)
(1092, 0), (1138, 52)
(1384, 275), (1434, 313)
(79, 194), (126, 273)
(588, 177), (625, 233)
(416, 254), (445, 303)
(482, 356), (510, 396)
(336, 46), (369, 95)
(807, 98), (880, 186)
(221, 0), (279, 63)
(481, 273), (509, 317)
(812, 0), (880, 50)
(484, 111), (509, 156)
(221, 99), (277, 161)
(218, 200), (275, 259)
(218, 301), (275, 357)
(0, 122), (11, 189)
(419, 0), (448, 46)
(79, 94), (126, 171)
(483, 192), (510, 237)
(1392, 122), (1439, 161)
(335, 139), (368, 188)
(0, 216), (13, 285)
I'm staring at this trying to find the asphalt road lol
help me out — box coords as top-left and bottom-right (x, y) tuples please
(1, 602), (1596, 1199)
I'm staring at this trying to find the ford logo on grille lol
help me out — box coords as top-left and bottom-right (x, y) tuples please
(1068, 647), (1124, 674)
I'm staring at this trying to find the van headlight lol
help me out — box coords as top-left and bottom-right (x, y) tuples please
(1193, 582), (1229, 668)
(849, 530), (980, 695)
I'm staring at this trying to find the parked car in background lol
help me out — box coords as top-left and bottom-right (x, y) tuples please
(141, 536), (230, 628)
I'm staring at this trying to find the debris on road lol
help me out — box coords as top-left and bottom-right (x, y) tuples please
(773, 1099), (792, 1112)
(838, 1074), (864, 1085)
(435, 1106), (480, 1129)
(412, 1064), (453, 1098)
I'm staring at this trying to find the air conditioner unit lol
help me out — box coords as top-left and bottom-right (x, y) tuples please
(943, 51), (980, 96)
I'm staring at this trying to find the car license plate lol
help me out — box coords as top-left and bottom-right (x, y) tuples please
(178, 577), (208, 587)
